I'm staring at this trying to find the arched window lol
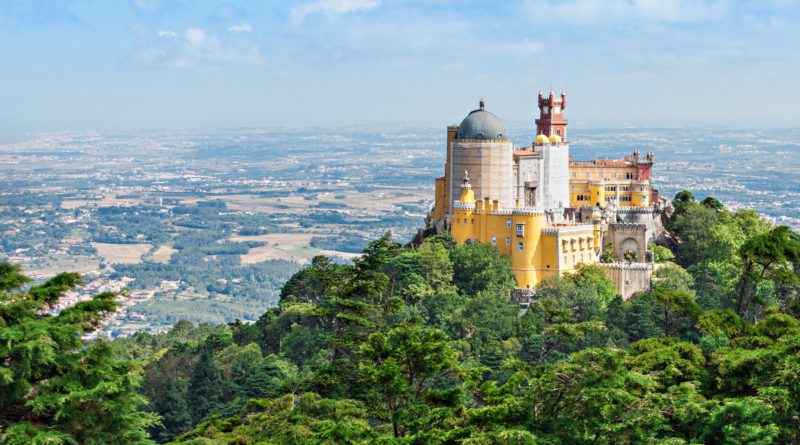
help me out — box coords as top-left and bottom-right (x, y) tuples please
(491, 236), (497, 245)
(517, 241), (524, 252)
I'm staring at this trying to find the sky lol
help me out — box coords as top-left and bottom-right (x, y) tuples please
(1, 0), (799, 133)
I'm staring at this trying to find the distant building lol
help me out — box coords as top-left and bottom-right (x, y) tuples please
(430, 91), (664, 298)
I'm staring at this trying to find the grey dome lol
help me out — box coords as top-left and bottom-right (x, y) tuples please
(457, 100), (506, 140)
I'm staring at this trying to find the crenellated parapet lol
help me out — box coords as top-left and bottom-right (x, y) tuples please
(512, 207), (546, 216)
(541, 224), (595, 236)
(601, 262), (653, 271)
(609, 222), (647, 232)
(453, 201), (476, 210)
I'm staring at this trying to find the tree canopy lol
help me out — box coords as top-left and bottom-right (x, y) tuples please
(4, 192), (800, 444)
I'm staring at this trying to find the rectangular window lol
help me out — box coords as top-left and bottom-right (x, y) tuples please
(516, 224), (524, 236)
(505, 236), (511, 246)
(506, 218), (512, 228)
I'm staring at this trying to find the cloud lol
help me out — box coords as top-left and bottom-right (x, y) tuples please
(290, 0), (380, 26)
(227, 23), (253, 33)
(184, 28), (206, 45)
(134, 26), (264, 69)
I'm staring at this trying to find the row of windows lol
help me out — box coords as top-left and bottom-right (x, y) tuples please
(564, 252), (592, 264)
(490, 235), (512, 246)
(572, 171), (636, 180)
(562, 238), (594, 253)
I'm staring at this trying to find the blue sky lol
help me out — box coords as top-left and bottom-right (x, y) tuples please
(1, 0), (799, 132)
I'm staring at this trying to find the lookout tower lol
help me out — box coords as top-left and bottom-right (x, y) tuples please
(535, 90), (568, 140)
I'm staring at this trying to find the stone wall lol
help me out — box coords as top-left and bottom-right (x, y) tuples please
(450, 139), (514, 211)
(607, 222), (648, 262)
(601, 262), (652, 300)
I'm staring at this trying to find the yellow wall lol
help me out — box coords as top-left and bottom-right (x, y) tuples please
(509, 212), (545, 288)
(570, 165), (637, 182)
(433, 177), (446, 221)
(569, 180), (651, 208)
(449, 202), (596, 289)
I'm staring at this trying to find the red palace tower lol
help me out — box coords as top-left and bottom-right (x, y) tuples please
(535, 90), (568, 140)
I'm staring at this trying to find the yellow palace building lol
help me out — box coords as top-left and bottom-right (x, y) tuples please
(450, 171), (599, 288)
(430, 91), (657, 292)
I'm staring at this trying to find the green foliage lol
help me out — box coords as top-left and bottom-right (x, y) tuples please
(451, 242), (516, 294)
(600, 242), (617, 263)
(10, 189), (797, 444)
(358, 323), (460, 437)
(172, 393), (377, 444)
(0, 262), (157, 444)
(649, 242), (676, 263)
(700, 196), (724, 212)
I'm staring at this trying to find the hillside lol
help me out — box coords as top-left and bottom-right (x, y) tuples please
(2, 190), (800, 444)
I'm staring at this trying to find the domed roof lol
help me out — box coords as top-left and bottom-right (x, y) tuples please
(549, 134), (562, 144)
(535, 134), (549, 145)
(457, 100), (507, 140)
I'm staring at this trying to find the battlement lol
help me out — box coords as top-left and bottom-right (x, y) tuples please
(616, 208), (657, 215)
(513, 207), (546, 216)
(609, 223), (647, 232)
(600, 262), (653, 271)
(453, 201), (475, 210)
(511, 288), (536, 304)
(541, 224), (595, 236)
(484, 209), (513, 215)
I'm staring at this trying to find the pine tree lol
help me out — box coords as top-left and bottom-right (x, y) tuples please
(151, 379), (192, 442)
(0, 262), (158, 444)
(187, 350), (224, 424)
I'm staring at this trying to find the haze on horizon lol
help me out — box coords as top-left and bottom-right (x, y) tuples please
(1, 0), (799, 135)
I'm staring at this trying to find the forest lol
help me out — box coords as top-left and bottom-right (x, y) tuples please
(1, 190), (800, 444)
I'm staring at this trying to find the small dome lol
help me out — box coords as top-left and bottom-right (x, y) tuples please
(591, 211), (602, 221)
(457, 100), (507, 140)
(549, 134), (562, 144)
(535, 134), (549, 145)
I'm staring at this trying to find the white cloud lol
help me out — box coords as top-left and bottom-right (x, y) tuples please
(290, 0), (380, 26)
(134, 26), (263, 69)
(184, 28), (206, 46)
(227, 23), (253, 32)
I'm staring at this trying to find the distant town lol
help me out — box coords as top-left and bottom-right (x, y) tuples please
(1, 126), (799, 335)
